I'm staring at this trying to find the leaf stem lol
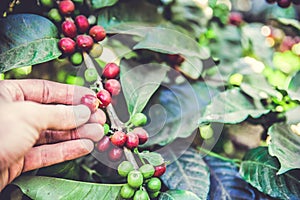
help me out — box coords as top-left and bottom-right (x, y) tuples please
(124, 147), (139, 170)
(197, 147), (241, 166)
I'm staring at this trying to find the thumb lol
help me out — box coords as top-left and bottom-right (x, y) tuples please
(23, 102), (91, 131)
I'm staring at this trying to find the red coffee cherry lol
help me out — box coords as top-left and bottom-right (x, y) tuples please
(108, 147), (124, 162)
(96, 136), (111, 152)
(75, 15), (90, 33)
(58, 0), (75, 15)
(277, 0), (291, 8)
(89, 25), (106, 42)
(132, 127), (149, 145)
(58, 37), (76, 54)
(102, 63), (120, 79)
(96, 89), (112, 108)
(76, 35), (94, 51)
(61, 20), (77, 38)
(125, 132), (139, 150)
(80, 94), (99, 113)
(229, 12), (243, 26)
(105, 79), (121, 96)
(111, 131), (127, 147)
(153, 164), (166, 177)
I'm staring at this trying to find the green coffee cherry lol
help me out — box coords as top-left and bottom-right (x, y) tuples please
(131, 113), (147, 126)
(70, 52), (83, 66)
(40, 0), (53, 7)
(127, 170), (144, 188)
(118, 161), (134, 177)
(89, 43), (103, 58)
(120, 184), (135, 199)
(84, 68), (98, 82)
(103, 123), (110, 135)
(133, 190), (149, 200)
(48, 8), (62, 23)
(139, 164), (155, 179)
(147, 177), (161, 192)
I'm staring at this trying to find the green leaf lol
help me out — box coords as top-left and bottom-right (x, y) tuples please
(120, 60), (168, 116)
(144, 81), (219, 146)
(159, 190), (201, 200)
(285, 106), (300, 124)
(97, 0), (163, 31)
(267, 123), (300, 174)
(239, 147), (300, 199)
(161, 148), (210, 199)
(0, 14), (61, 72)
(134, 28), (210, 60)
(91, 0), (118, 9)
(199, 88), (270, 124)
(37, 161), (79, 180)
(276, 17), (300, 32)
(13, 176), (123, 200)
(139, 151), (164, 166)
(204, 156), (266, 199)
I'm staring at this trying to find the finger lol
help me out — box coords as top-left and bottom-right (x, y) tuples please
(0, 79), (95, 104)
(17, 102), (91, 131)
(88, 109), (106, 125)
(23, 139), (94, 172)
(36, 123), (104, 145)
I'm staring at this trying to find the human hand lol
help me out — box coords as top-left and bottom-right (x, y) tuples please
(0, 79), (106, 191)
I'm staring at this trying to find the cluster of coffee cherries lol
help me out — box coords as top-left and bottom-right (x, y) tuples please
(118, 161), (166, 199)
(96, 125), (149, 162)
(265, 0), (300, 8)
(44, 0), (106, 65)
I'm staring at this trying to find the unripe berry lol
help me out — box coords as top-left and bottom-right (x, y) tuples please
(133, 190), (149, 200)
(153, 164), (166, 177)
(108, 146), (123, 162)
(147, 177), (161, 192)
(48, 8), (62, 23)
(111, 131), (127, 147)
(102, 63), (120, 79)
(70, 52), (83, 65)
(58, 37), (76, 54)
(131, 113), (147, 126)
(277, 0), (291, 8)
(96, 89), (112, 108)
(105, 79), (121, 96)
(120, 184), (135, 199)
(80, 94), (99, 113)
(127, 170), (144, 188)
(89, 25), (106, 42)
(118, 161), (134, 177)
(139, 164), (155, 179)
(75, 15), (90, 33)
(125, 132), (139, 150)
(89, 43), (103, 58)
(61, 20), (77, 38)
(76, 35), (94, 51)
(132, 127), (149, 145)
(40, 0), (53, 7)
(96, 136), (111, 152)
(58, 0), (75, 15)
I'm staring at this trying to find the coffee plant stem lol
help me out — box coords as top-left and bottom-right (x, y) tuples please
(124, 147), (139, 170)
(197, 147), (241, 166)
(81, 163), (102, 178)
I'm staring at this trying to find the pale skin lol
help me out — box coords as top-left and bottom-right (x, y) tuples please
(0, 79), (106, 191)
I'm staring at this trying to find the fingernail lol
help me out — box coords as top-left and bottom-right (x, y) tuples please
(74, 105), (91, 124)
(81, 139), (94, 152)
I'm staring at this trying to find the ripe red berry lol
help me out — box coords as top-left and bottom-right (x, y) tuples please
(108, 147), (124, 162)
(102, 63), (120, 79)
(153, 164), (166, 177)
(76, 35), (94, 51)
(58, 37), (76, 54)
(96, 136), (111, 152)
(229, 12), (243, 26)
(105, 79), (121, 96)
(125, 132), (139, 149)
(75, 15), (90, 33)
(61, 20), (77, 38)
(132, 127), (149, 145)
(111, 131), (127, 147)
(58, 0), (75, 15)
(89, 25), (106, 42)
(277, 0), (291, 8)
(96, 89), (112, 108)
(80, 94), (99, 113)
